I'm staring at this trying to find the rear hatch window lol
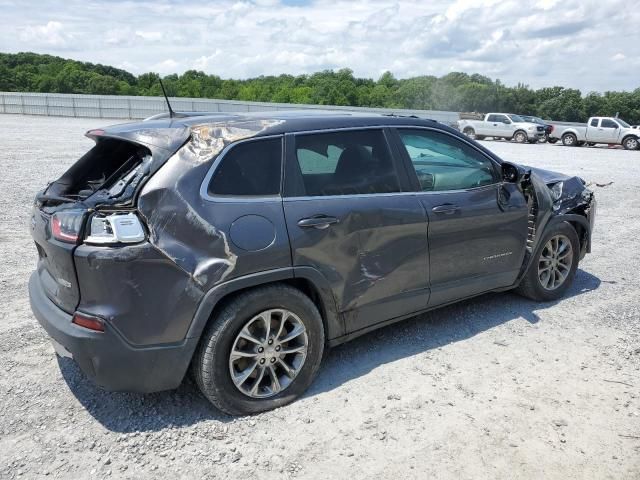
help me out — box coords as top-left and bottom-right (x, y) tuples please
(44, 138), (152, 204)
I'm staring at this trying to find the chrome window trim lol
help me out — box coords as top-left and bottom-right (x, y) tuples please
(199, 134), (284, 203)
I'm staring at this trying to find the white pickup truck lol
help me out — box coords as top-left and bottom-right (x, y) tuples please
(457, 113), (546, 143)
(550, 117), (640, 150)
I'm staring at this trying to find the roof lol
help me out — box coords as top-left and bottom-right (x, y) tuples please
(103, 110), (442, 136)
(91, 110), (464, 157)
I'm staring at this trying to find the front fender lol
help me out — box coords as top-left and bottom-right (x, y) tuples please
(516, 214), (592, 287)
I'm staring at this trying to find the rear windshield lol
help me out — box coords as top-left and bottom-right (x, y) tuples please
(45, 138), (151, 202)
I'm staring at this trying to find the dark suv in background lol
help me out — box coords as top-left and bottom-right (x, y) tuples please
(29, 111), (596, 415)
(520, 115), (555, 143)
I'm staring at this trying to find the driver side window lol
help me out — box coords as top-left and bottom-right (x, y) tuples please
(397, 129), (498, 192)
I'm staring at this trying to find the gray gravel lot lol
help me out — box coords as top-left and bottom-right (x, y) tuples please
(1, 114), (639, 479)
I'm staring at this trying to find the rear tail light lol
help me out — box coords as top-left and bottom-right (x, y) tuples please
(72, 312), (105, 332)
(85, 212), (146, 245)
(50, 210), (84, 243)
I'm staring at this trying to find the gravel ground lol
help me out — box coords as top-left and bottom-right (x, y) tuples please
(1, 114), (639, 479)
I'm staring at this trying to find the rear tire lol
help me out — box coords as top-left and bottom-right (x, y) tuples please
(514, 130), (528, 143)
(193, 285), (325, 415)
(463, 127), (476, 140)
(562, 133), (578, 146)
(516, 223), (580, 302)
(623, 136), (639, 150)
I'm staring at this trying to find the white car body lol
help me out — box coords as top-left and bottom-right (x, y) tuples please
(550, 117), (640, 150)
(458, 113), (545, 143)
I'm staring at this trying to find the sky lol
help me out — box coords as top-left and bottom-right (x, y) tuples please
(1, 0), (639, 92)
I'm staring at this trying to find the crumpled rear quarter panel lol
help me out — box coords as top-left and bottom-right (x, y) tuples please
(74, 243), (204, 345)
(128, 120), (291, 344)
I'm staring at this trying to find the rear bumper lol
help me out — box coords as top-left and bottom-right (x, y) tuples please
(29, 272), (197, 393)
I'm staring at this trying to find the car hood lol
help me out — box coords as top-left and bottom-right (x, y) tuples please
(526, 166), (571, 184)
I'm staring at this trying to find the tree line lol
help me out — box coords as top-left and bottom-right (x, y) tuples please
(2, 52), (640, 123)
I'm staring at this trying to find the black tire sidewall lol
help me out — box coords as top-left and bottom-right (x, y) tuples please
(198, 286), (324, 415)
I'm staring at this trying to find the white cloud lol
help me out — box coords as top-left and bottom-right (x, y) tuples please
(18, 21), (74, 48)
(2, 0), (639, 91)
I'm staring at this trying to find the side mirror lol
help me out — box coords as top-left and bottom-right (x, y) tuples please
(502, 162), (529, 183)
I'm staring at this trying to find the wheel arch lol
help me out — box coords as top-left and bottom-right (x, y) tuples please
(514, 129), (528, 141)
(185, 267), (343, 346)
(516, 214), (591, 287)
(622, 134), (640, 148)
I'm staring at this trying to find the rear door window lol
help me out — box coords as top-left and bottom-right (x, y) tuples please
(292, 129), (401, 196)
(208, 137), (282, 196)
(397, 129), (498, 191)
(590, 118), (599, 127)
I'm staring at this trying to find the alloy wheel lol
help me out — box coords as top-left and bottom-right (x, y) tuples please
(229, 309), (308, 398)
(537, 234), (573, 290)
(625, 137), (638, 150)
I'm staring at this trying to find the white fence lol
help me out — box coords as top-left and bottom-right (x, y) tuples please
(0, 92), (460, 124)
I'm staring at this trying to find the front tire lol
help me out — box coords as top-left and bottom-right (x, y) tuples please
(193, 285), (325, 415)
(514, 130), (528, 143)
(516, 223), (580, 302)
(623, 136), (639, 150)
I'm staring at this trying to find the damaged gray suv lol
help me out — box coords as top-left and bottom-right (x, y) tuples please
(29, 111), (596, 415)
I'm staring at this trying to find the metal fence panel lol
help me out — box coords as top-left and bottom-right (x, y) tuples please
(0, 91), (461, 124)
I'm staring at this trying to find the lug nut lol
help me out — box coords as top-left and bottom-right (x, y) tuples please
(268, 339), (274, 345)
(271, 357), (276, 363)
(258, 347), (264, 353)
(260, 359), (265, 364)
(275, 345), (281, 352)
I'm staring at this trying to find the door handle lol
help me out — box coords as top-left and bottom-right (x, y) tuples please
(432, 204), (460, 215)
(297, 215), (339, 229)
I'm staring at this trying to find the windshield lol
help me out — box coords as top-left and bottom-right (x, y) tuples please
(617, 118), (631, 128)
(507, 114), (525, 123)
